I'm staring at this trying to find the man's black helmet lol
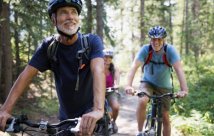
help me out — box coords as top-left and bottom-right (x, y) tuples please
(148, 26), (167, 39)
(48, 0), (82, 17)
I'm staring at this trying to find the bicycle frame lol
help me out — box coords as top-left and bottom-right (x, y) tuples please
(149, 96), (163, 136)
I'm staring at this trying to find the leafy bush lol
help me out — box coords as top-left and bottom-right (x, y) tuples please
(171, 54), (214, 135)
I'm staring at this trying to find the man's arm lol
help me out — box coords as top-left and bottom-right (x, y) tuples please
(125, 59), (142, 94)
(0, 65), (38, 131)
(91, 57), (105, 114)
(173, 61), (188, 97)
(80, 57), (105, 135)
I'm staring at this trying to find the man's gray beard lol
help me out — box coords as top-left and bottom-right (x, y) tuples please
(57, 24), (79, 35)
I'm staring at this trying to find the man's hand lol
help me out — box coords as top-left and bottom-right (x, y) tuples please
(0, 110), (11, 132)
(176, 90), (188, 98)
(78, 109), (103, 136)
(125, 86), (136, 96)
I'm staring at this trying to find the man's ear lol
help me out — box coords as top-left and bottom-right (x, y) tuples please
(51, 14), (56, 26)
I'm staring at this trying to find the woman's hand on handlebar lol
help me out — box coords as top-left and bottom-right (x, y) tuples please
(79, 109), (103, 136)
(125, 86), (136, 96)
(0, 110), (11, 132)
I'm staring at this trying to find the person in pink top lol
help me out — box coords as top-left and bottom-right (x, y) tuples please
(103, 49), (120, 133)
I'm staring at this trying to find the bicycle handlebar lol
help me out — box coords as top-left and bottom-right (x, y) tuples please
(5, 114), (110, 135)
(106, 87), (119, 93)
(136, 91), (177, 99)
(5, 114), (81, 134)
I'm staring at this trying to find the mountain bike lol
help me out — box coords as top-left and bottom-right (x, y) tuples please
(136, 92), (176, 136)
(5, 113), (110, 136)
(105, 87), (120, 134)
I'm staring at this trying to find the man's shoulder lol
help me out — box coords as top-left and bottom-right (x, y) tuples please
(165, 44), (177, 53)
(165, 43), (174, 49)
(140, 44), (150, 54)
(42, 35), (56, 45)
(141, 44), (150, 50)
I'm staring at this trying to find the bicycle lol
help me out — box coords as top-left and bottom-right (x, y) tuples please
(5, 113), (110, 136)
(136, 91), (176, 136)
(105, 87), (120, 134)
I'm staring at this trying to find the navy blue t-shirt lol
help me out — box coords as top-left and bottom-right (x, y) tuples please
(29, 33), (104, 120)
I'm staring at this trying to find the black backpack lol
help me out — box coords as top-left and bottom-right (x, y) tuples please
(47, 34), (91, 91)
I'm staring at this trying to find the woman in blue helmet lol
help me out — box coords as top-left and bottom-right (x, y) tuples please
(0, 0), (105, 135)
(125, 26), (188, 136)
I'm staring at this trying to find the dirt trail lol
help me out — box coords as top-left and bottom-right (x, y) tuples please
(112, 93), (139, 136)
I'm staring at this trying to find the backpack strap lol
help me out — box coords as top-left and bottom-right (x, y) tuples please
(81, 34), (90, 60)
(162, 45), (171, 67)
(47, 35), (59, 62)
(75, 34), (91, 91)
(142, 45), (153, 70)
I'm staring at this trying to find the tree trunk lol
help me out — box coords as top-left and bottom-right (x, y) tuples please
(14, 11), (21, 78)
(1, 2), (13, 101)
(0, 0), (2, 13)
(185, 0), (189, 55)
(85, 0), (93, 33)
(140, 0), (145, 46)
(168, 0), (173, 45)
(96, 0), (104, 41)
(180, 0), (186, 55)
(0, 0), (2, 101)
(192, 0), (200, 61)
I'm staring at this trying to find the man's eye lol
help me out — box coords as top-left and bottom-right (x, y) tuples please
(59, 11), (67, 15)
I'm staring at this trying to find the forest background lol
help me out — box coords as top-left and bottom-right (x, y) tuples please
(0, 0), (214, 135)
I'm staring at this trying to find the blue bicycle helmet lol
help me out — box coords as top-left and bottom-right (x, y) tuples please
(48, 0), (83, 17)
(148, 26), (167, 39)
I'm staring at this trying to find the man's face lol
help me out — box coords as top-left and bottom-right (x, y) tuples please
(54, 6), (80, 35)
(150, 38), (164, 51)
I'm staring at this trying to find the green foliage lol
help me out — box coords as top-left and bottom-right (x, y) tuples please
(171, 54), (214, 135)
(178, 121), (214, 136)
(171, 113), (214, 136)
(37, 97), (59, 116)
(14, 95), (58, 117)
(10, 0), (53, 66)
